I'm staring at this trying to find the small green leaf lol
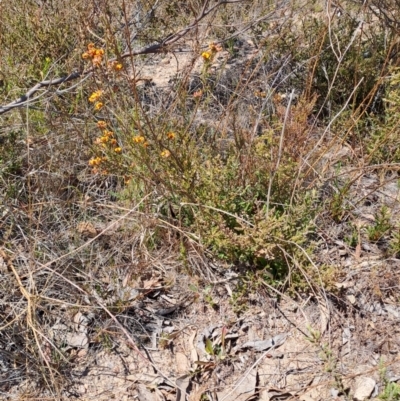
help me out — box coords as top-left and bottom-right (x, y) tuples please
(189, 284), (198, 292)
(205, 338), (214, 355)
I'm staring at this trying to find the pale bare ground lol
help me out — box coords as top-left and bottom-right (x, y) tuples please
(32, 272), (399, 401)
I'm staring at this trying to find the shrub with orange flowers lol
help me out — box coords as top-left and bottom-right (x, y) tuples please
(82, 30), (316, 279)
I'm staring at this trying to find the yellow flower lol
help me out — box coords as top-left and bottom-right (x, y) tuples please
(97, 120), (107, 129)
(160, 149), (171, 158)
(201, 51), (212, 61)
(90, 48), (104, 67)
(99, 136), (109, 144)
(103, 130), (114, 138)
(89, 90), (103, 103)
(166, 132), (176, 140)
(110, 138), (117, 146)
(94, 102), (104, 111)
(193, 90), (203, 98)
(83, 44), (104, 62)
(88, 156), (102, 166)
(107, 61), (123, 72)
(133, 135), (146, 144)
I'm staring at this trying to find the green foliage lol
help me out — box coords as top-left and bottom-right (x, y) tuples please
(389, 225), (400, 258)
(328, 179), (352, 223)
(344, 224), (359, 248)
(368, 205), (391, 242)
(305, 324), (321, 344)
(366, 67), (400, 164)
(379, 363), (400, 401)
(380, 382), (400, 401)
(0, 128), (24, 177)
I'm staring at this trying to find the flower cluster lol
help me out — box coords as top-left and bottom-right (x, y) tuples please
(89, 90), (103, 103)
(88, 121), (123, 173)
(88, 156), (105, 166)
(95, 129), (117, 147)
(133, 135), (146, 144)
(94, 123), (120, 151)
(201, 42), (222, 62)
(88, 155), (108, 174)
(132, 135), (149, 147)
(82, 43), (104, 67)
(88, 90), (104, 111)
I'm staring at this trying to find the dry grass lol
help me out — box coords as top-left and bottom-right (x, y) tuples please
(1, 0), (400, 398)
